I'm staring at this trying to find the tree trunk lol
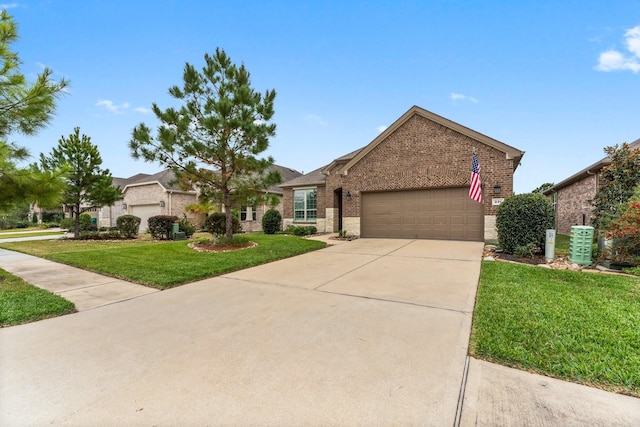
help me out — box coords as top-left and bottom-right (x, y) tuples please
(223, 190), (233, 240)
(74, 204), (80, 239)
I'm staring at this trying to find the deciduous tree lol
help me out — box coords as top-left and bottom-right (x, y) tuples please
(591, 143), (640, 230)
(40, 128), (121, 238)
(129, 48), (280, 239)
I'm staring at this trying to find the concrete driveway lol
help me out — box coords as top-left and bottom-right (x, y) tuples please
(1, 238), (482, 425)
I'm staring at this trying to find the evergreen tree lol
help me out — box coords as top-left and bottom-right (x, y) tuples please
(591, 143), (640, 230)
(40, 128), (121, 238)
(130, 48), (280, 239)
(0, 10), (69, 210)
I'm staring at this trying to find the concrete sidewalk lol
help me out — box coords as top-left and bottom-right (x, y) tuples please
(0, 248), (158, 310)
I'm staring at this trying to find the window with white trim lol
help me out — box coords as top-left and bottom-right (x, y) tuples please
(240, 206), (257, 221)
(294, 188), (317, 222)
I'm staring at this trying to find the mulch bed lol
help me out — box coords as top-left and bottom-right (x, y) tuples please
(188, 241), (257, 253)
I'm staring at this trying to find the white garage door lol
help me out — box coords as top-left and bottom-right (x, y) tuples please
(131, 204), (161, 233)
(361, 188), (484, 241)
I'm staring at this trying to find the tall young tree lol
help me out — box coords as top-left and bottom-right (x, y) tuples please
(129, 48), (280, 239)
(591, 143), (640, 230)
(0, 10), (69, 210)
(40, 128), (121, 238)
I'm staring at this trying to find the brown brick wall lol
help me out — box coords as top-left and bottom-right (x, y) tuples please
(554, 174), (597, 235)
(326, 114), (514, 217)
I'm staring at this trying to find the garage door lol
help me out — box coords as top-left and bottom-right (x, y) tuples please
(131, 204), (161, 233)
(361, 188), (483, 241)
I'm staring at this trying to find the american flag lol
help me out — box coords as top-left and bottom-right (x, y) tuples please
(469, 150), (482, 203)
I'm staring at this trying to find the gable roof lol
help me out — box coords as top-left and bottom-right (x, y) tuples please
(279, 166), (326, 188)
(282, 105), (524, 188)
(544, 138), (640, 194)
(339, 105), (524, 176)
(123, 169), (195, 193)
(265, 164), (303, 194)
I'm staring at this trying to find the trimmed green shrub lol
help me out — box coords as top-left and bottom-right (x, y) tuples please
(496, 193), (555, 254)
(60, 217), (74, 230)
(79, 213), (95, 231)
(262, 209), (282, 234)
(178, 215), (196, 238)
(205, 212), (241, 236)
(116, 214), (141, 238)
(148, 215), (179, 240)
(284, 225), (317, 236)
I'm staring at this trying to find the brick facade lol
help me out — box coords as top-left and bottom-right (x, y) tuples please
(554, 174), (597, 235)
(282, 109), (520, 238)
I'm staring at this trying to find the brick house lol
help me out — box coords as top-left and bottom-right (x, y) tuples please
(281, 106), (525, 241)
(119, 165), (301, 232)
(543, 138), (640, 235)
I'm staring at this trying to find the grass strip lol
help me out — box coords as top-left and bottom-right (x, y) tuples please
(0, 234), (326, 289)
(471, 261), (640, 397)
(0, 268), (76, 327)
(0, 231), (64, 239)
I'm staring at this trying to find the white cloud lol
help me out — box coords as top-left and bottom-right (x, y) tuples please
(376, 125), (387, 133)
(595, 25), (640, 73)
(96, 100), (150, 114)
(305, 114), (328, 127)
(0, 3), (19, 10)
(450, 92), (478, 104)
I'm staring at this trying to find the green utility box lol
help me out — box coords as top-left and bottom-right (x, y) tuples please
(569, 225), (594, 266)
(172, 223), (179, 238)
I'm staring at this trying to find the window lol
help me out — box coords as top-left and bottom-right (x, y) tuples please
(240, 206), (257, 222)
(294, 188), (317, 222)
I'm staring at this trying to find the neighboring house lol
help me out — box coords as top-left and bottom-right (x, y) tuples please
(280, 105), (525, 242)
(238, 164), (302, 232)
(543, 138), (640, 235)
(121, 169), (199, 231)
(97, 173), (151, 228)
(121, 165), (301, 232)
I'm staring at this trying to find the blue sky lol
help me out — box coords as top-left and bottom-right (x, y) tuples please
(8, 0), (640, 193)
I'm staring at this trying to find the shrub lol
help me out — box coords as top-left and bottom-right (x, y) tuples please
(178, 215), (196, 238)
(496, 193), (554, 254)
(77, 230), (124, 240)
(79, 213), (94, 231)
(148, 215), (179, 240)
(284, 225), (317, 236)
(31, 213), (37, 223)
(604, 193), (640, 266)
(15, 221), (28, 228)
(262, 209), (282, 234)
(42, 212), (64, 223)
(116, 214), (141, 238)
(205, 212), (241, 236)
(60, 217), (74, 230)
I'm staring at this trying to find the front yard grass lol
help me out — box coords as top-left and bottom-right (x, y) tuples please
(0, 234), (326, 289)
(0, 231), (64, 239)
(0, 269), (76, 327)
(471, 261), (640, 397)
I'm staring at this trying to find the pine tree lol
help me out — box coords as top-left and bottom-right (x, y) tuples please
(40, 128), (122, 238)
(0, 10), (69, 210)
(130, 48), (280, 239)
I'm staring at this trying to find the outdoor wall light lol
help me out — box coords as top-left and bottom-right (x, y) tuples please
(346, 191), (352, 201)
(493, 183), (502, 195)
(159, 201), (165, 208)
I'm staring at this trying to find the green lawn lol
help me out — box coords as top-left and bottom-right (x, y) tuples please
(471, 261), (640, 397)
(0, 269), (76, 327)
(0, 231), (64, 239)
(0, 234), (326, 289)
(555, 233), (570, 257)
